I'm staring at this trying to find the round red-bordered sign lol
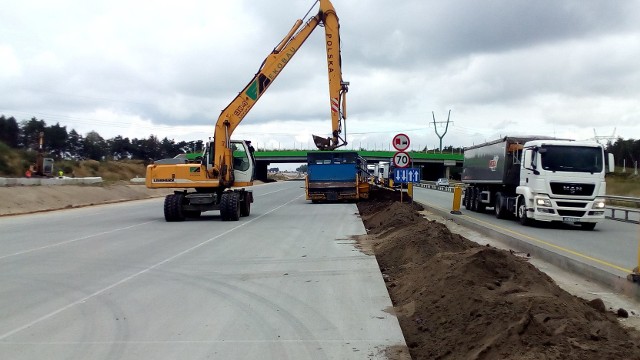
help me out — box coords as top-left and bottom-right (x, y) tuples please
(393, 151), (411, 168)
(392, 133), (410, 151)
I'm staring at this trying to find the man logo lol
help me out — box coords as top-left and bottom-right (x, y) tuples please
(563, 185), (582, 194)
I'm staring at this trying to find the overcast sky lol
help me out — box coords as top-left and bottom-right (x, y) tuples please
(2, 0), (639, 153)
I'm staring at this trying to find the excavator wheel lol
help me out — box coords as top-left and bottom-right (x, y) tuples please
(164, 193), (186, 222)
(220, 192), (241, 221)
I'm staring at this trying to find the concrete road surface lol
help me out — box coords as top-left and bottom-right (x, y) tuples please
(412, 186), (640, 278)
(0, 181), (407, 360)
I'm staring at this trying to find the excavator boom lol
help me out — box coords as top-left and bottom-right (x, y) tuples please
(146, 0), (349, 221)
(213, 0), (348, 187)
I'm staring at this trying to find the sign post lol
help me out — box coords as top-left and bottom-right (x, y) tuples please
(392, 134), (410, 203)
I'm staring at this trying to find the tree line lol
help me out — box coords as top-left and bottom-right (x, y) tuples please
(607, 138), (640, 168)
(0, 115), (203, 161)
(2, 114), (639, 167)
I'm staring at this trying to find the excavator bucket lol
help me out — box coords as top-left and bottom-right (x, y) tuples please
(313, 135), (333, 150)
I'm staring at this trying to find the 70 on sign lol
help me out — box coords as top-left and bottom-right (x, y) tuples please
(393, 151), (411, 168)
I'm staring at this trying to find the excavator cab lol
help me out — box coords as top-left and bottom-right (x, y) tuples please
(231, 140), (255, 186)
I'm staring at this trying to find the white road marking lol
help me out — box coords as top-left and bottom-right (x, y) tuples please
(0, 194), (304, 341)
(255, 187), (294, 197)
(0, 220), (158, 260)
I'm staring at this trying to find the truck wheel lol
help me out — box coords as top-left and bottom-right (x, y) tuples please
(517, 198), (531, 226)
(463, 190), (470, 210)
(494, 193), (507, 219)
(164, 193), (186, 222)
(220, 192), (241, 221)
(240, 193), (251, 217)
(471, 188), (480, 212)
(580, 223), (596, 231)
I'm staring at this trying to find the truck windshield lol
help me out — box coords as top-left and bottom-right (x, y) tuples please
(540, 145), (603, 173)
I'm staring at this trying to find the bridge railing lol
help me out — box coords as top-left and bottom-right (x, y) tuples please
(416, 181), (640, 224)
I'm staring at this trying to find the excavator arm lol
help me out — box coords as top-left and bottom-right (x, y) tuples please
(213, 0), (348, 186)
(147, 0), (347, 193)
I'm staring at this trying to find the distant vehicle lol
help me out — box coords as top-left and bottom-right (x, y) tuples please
(436, 178), (449, 186)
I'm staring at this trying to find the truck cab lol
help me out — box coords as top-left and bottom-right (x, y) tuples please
(516, 140), (611, 229)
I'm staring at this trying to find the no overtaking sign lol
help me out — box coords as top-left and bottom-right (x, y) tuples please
(392, 133), (410, 151)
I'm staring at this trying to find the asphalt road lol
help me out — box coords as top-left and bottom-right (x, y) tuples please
(0, 181), (406, 360)
(412, 186), (640, 277)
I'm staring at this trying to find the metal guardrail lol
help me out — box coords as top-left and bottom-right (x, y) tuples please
(605, 195), (640, 224)
(416, 180), (640, 224)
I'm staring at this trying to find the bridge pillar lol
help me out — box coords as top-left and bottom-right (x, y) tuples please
(255, 161), (269, 182)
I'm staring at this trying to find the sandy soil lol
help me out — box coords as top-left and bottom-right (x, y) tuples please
(357, 189), (640, 360)
(0, 183), (174, 216)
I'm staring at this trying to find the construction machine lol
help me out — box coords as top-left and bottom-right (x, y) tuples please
(25, 132), (54, 178)
(146, 0), (349, 221)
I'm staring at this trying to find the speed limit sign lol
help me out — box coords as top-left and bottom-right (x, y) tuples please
(393, 151), (411, 168)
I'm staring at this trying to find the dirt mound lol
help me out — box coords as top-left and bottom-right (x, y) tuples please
(358, 189), (640, 359)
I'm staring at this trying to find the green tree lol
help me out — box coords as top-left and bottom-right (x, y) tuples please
(159, 137), (178, 159)
(0, 116), (20, 148)
(19, 117), (46, 149)
(66, 129), (84, 158)
(0, 115), (20, 149)
(131, 135), (162, 161)
(108, 135), (132, 160)
(44, 122), (68, 158)
(83, 131), (107, 160)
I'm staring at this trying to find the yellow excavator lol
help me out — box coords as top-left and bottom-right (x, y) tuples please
(146, 0), (348, 221)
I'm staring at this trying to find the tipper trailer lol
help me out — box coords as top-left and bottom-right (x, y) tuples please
(305, 151), (370, 202)
(461, 136), (613, 230)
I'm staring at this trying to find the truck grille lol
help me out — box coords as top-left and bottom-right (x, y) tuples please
(557, 210), (586, 217)
(550, 183), (594, 196)
(556, 201), (587, 208)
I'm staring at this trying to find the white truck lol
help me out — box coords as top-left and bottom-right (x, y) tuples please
(461, 136), (614, 230)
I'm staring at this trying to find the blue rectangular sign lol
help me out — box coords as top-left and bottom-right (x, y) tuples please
(394, 168), (420, 184)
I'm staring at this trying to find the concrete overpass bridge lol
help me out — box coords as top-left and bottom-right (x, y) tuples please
(254, 150), (463, 182)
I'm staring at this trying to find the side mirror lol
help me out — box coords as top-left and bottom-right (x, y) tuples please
(607, 153), (615, 173)
(522, 150), (532, 169)
(522, 149), (539, 175)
